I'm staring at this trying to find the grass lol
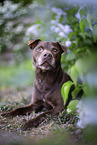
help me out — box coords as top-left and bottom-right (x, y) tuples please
(0, 60), (35, 88)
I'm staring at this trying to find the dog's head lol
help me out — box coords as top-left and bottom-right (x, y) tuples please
(28, 39), (67, 71)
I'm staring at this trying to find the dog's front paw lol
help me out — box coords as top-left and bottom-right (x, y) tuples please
(22, 119), (39, 131)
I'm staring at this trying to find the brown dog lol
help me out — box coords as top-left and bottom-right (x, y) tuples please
(2, 39), (73, 130)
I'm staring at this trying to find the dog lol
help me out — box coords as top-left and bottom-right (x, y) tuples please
(2, 39), (77, 130)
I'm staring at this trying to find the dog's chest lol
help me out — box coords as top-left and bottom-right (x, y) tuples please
(35, 78), (54, 93)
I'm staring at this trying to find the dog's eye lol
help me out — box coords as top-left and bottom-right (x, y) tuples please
(37, 47), (43, 52)
(52, 48), (58, 54)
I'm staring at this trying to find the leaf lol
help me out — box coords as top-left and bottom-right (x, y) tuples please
(67, 100), (79, 114)
(68, 32), (75, 39)
(80, 18), (85, 34)
(75, 58), (84, 77)
(61, 81), (74, 104)
(93, 25), (97, 43)
(70, 65), (79, 83)
(72, 84), (83, 99)
(84, 18), (91, 30)
(66, 52), (76, 61)
(87, 13), (92, 26)
(79, 9), (83, 18)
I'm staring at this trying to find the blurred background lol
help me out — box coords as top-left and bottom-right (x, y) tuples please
(0, 0), (97, 88)
(0, 0), (97, 144)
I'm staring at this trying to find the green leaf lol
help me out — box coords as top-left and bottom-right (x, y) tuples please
(93, 25), (97, 43)
(66, 52), (76, 61)
(84, 18), (91, 30)
(61, 81), (74, 104)
(87, 13), (92, 26)
(75, 59), (84, 77)
(68, 32), (75, 39)
(70, 65), (79, 83)
(72, 84), (83, 99)
(79, 9), (83, 18)
(67, 100), (79, 114)
(80, 18), (85, 34)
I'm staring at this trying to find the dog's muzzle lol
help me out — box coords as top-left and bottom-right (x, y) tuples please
(36, 50), (55, 71)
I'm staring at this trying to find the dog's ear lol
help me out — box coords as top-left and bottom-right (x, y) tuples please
(28, 39), (41, 49)
(57, 42), (68, 53)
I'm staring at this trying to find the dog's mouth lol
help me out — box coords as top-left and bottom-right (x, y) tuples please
(37, 60), (54, 71)
(41, 61), (51, 66)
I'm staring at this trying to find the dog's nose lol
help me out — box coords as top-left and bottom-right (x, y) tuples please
(43, 52), (52, 59)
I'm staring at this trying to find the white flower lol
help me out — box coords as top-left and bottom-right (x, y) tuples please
(50, 26), (60, 33)
(64, 25), (72, 34)
(51, 7), (66, 16)
(57, 23), (72, 34)
(10, 4), (19, 12)
(65, 40), (71, 47)
(25, 24), (40, 36)
(54, 27), (61, 33)
(50, 21), (72, 36)
(15, 24), (24, 34)
(57, 23), (65, 31)
(50, 25), (56, 31)
(58, 32), (66, 38)
(2, 1), (18, 13)
(51, 20), (57, 25)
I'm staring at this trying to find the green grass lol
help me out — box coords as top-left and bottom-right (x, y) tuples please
(0, 60), (35, 88)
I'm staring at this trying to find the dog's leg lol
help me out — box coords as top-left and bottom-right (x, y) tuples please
(1, 104), (34, 117)
(1, 100), (43, 117)
(22, 105), (62, 130)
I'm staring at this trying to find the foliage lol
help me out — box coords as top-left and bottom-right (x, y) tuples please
(61, 64), (84, 114)
(61, 80), (79, 114)
(1, 1), (97, 69)
(0, 1), (27, 53)
(25, 3), (97, 72)
(10, 0), (33, 6)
